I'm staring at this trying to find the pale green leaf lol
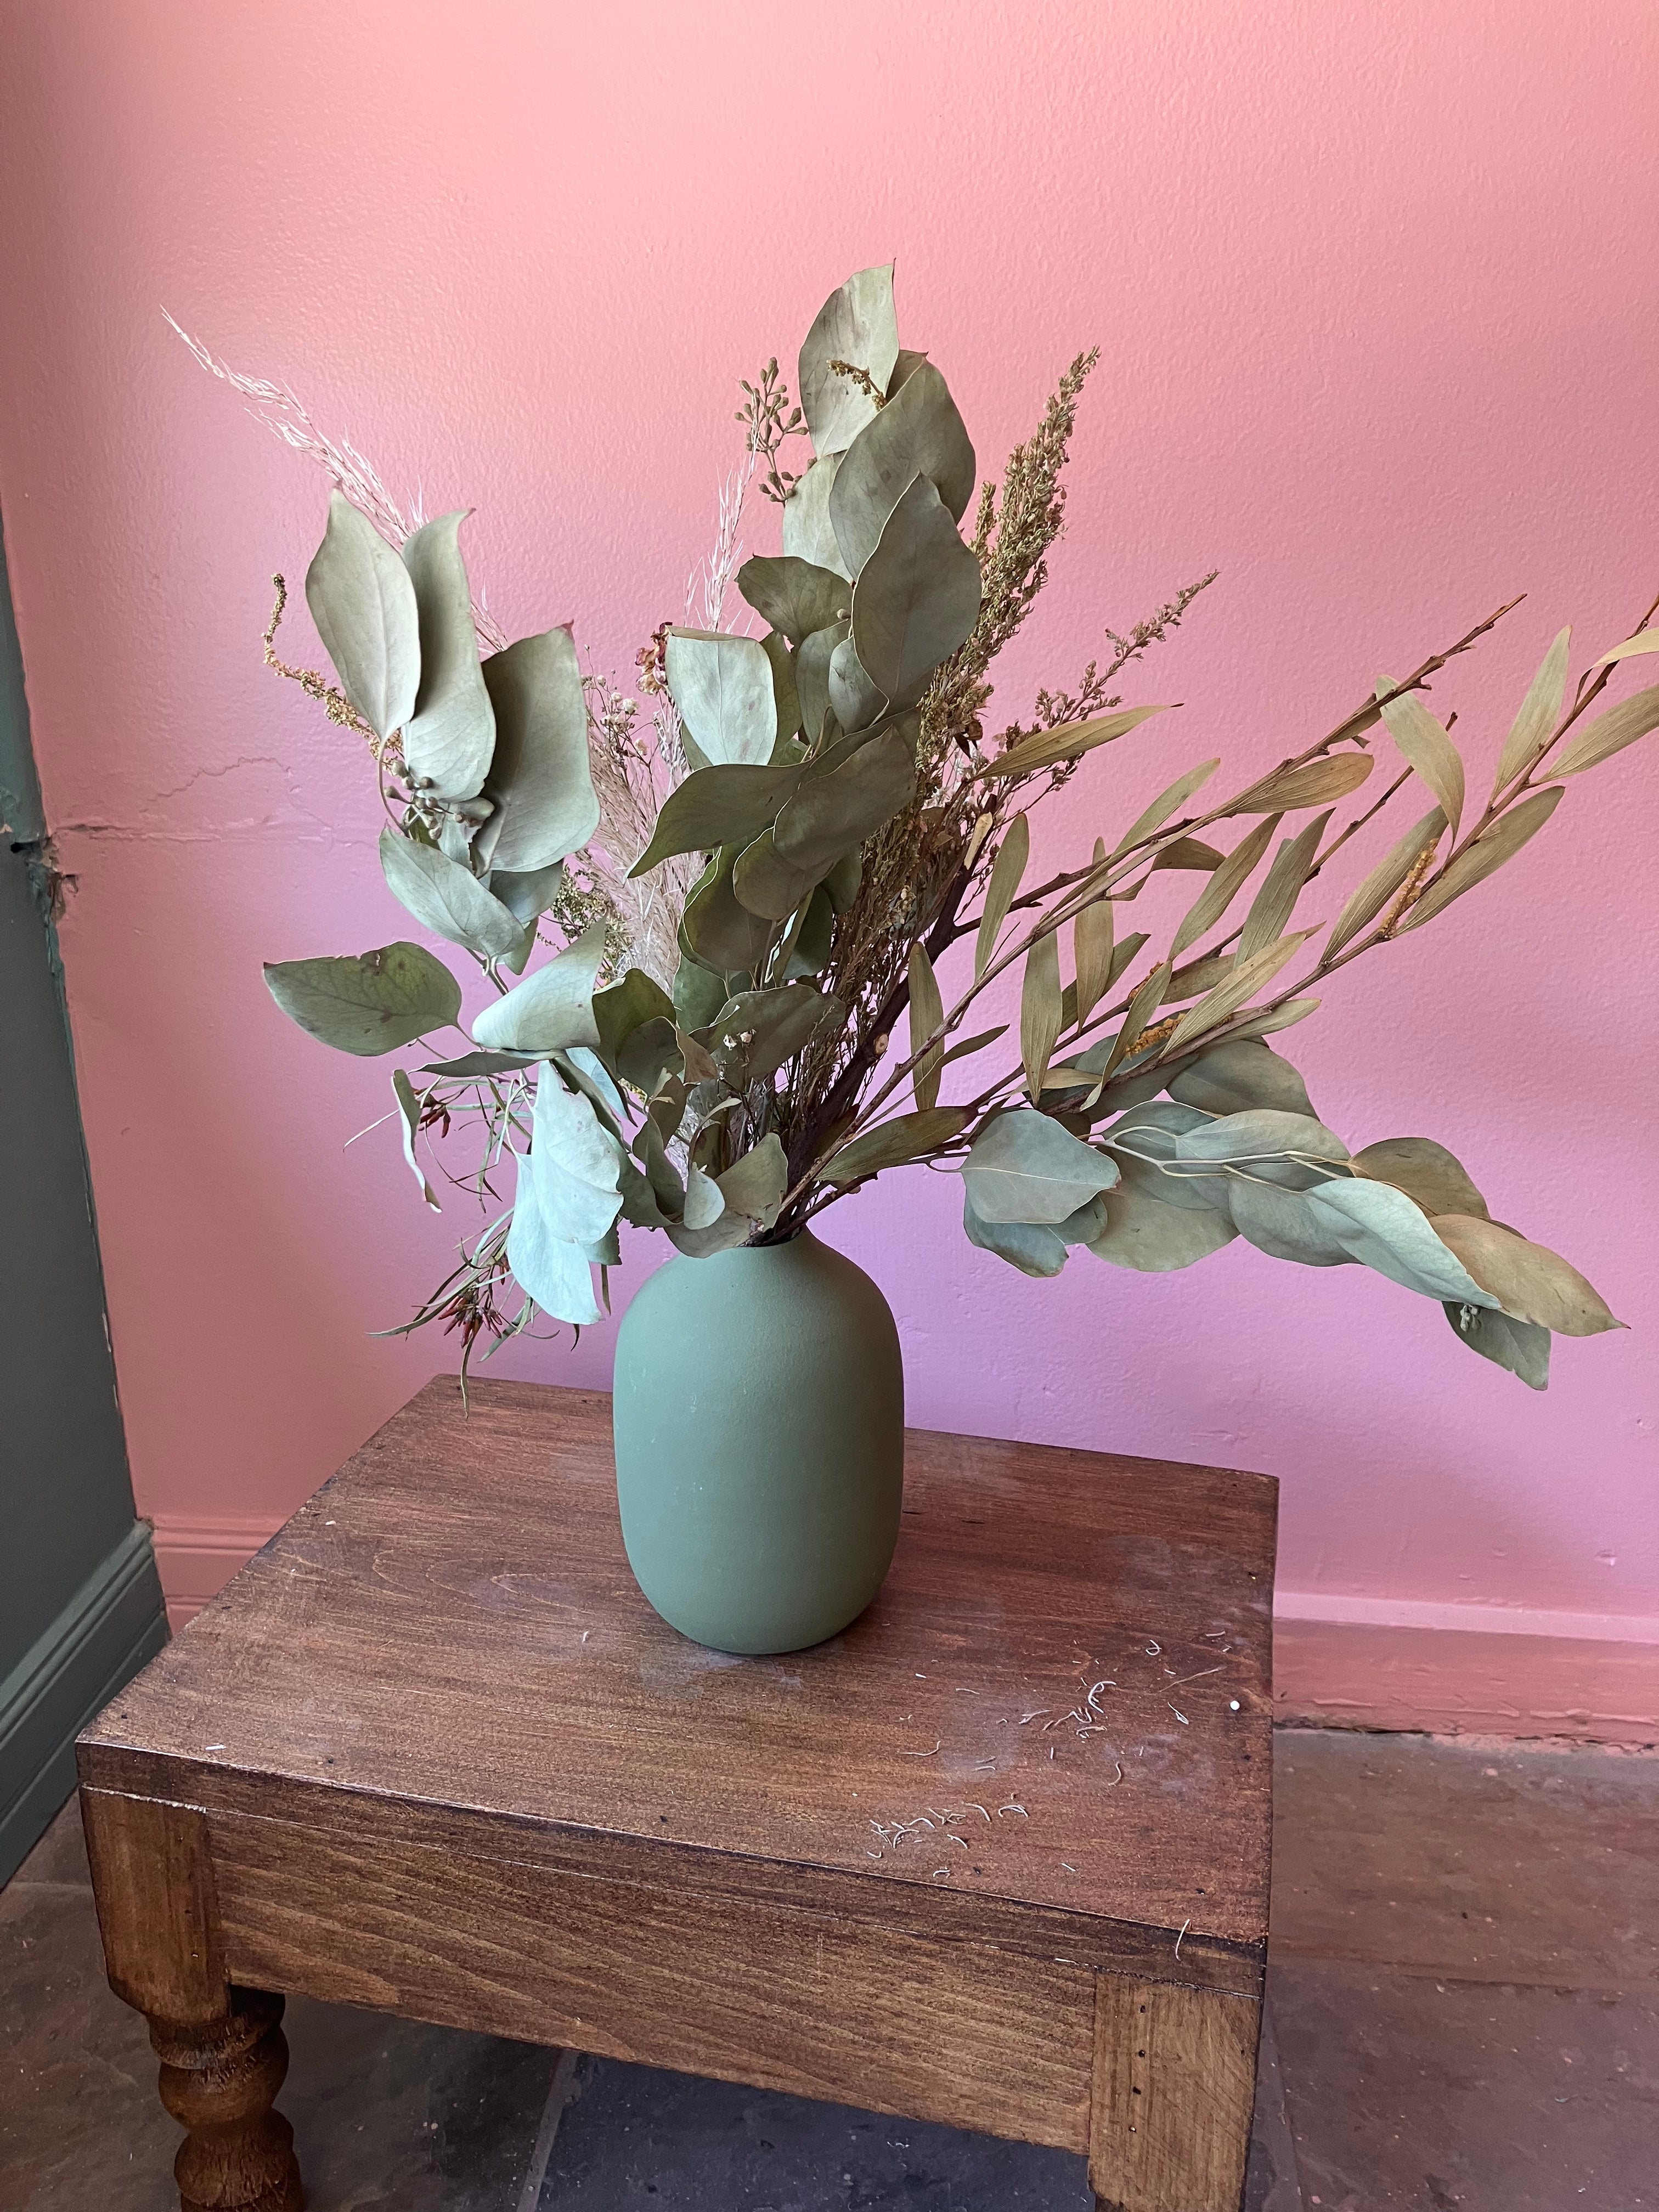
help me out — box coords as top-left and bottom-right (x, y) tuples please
(1302, 1180), (1498, 1305)
(391, 1068), (439, 1211)
(1170, 817), (1278, 959)
(1111, 759), (1220, 857)
(681, 1163), (725, 1229)
(736, 555), (850, 644)
(1443, 1301), (1550, 1390)
(1379, 682), (1463, 839)
(908, 942), (945, 1111)
(665, 630), (778, 766)
(774, 724), (917, 872)
(1494, 625), (1570, 794)
(1551, 681), (1659, 777)
(680, 845), (778, 976)
(975, 812), (1029, 979)
(1235, 812), (1329, 961)
(961, 1109), (1119, 1225)
(1226, 1179), (1355, 1266)
(419, 1048), (536, 1077)
(830, 360), (976, 575)
(820, 1108), (970, 1186)
(781, 454), (851, 580)
(977, 706), (1171, 783)
(798, 262), (900, 458)
(1020, 930), (1063, 1104)
(1397, 786), (1564, 930)
(478, 628), (599, 871)
(490, 860), (566, 929)
(702, 983), (840, 1084)
(1086, 1165), (1237, 1272)
(849, 474), (982, 708)
(400, 511), (496, 800)
(1167, 1037), (1317, 1120)
(629, 761), (804, 878)
(1325, 805), (1444, 956)
(962, 1191), (1068, 1277)
(506, 1184), (601, 1327)
(795, 619), (845, 745)
(264, 941), (461, 1057)
(303, 491), (419, 742)
(762, 630), (800, 741)
(715, 1133), (789, 1229)
(471, 922), (606, 1054)
(379, 827), (528, 963)
(826, 631), (887, 735)
(731, 827), (825, 920)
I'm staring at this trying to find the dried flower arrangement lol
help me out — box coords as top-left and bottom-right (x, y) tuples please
(189, 267), (1656, 1390)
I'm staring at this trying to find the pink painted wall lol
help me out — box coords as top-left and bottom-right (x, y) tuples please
(2, 1), (1655, 1649)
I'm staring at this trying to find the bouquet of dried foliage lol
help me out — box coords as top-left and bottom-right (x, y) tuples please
(216, 266), (1655, 1390)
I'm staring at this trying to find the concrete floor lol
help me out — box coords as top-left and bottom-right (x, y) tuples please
(2, 1729), (1652, 2210)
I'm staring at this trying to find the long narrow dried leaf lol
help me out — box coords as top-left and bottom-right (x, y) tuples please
(1223, 996), (1319, 1043)
(1170, 817), (1279, 958)
(1111, 759), (1221, 858)
(1493, 625), (1570, 794)
(1073, 843), (1115, 1022)
(820, 1107), (970, 1186)
(1325, 805), (1446, 956)
(975, 812), (1030, 978)
(1588, 628), (1659, 670)
(908, 941), (945, 1110)
(1166, 928), (1321, 1052)
(1397, 786), (1564, 931)
(1103, 960), (1175, 1076)
(1551, 681), (1659, 777)
(1020, 929), (1064, 1102)
(975, 704), (1170, 781)
(1223, 752), (1373, 816)
(1236, 812), (1328, 961)
(1379, 682), (1464, 839)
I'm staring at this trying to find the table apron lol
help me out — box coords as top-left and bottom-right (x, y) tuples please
(204, 1802), (1099, 2153)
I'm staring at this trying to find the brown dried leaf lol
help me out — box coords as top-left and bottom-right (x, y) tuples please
(1397, 786), (1564, 932)
(1434, 1216), (1623, 1336)
(1225, 752), (1373, 816)
(1551, 681), (1659, 777)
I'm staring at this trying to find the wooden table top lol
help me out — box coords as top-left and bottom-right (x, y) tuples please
(82, 1380), (1277, 1994)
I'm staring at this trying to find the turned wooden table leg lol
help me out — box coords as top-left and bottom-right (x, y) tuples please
(1088, 1973), (1261, 2212)
(78, 1786), (304, 2211)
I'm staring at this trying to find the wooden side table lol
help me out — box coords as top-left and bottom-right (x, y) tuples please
(77, 1379), (1276, 2212)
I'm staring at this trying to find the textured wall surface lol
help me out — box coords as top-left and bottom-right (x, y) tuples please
(1, 2), (1654, 1649)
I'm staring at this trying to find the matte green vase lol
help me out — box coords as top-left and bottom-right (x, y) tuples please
(611, 1229), (905, 1654)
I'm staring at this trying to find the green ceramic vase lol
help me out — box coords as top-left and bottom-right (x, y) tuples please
(611, 1229), (905, 1654)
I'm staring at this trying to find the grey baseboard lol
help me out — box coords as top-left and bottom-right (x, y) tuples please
(0, 1520), (168, 1886)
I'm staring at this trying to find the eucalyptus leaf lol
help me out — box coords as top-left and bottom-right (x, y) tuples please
(977, 706), (1170, 783)
(773, 724), (917, 872)
(782, 453), (851, 580)
(850, 474), (981, 708)
(1224, 752), (1374, 816)
(629, 761), (804, 877)
(1167, 1037), (1317, 1120)
(1325, 805), (1444, 956)
(782, 884), (837, 980)
(681, 844), (778, 975)
(1432, 1215), (1623, 1336)
(1494, 625), (1571, 794)
(379, 827), (529, 963)
(908, 942), (945, 1110)
(521, 1070), (626, 1246)
(1225, 1179), (1355, 1266)
(1302, 1180), (1499, 1306)
(830, 361), (977, 574)
(506, 1176), (601, 1327)
(400, 511), (496, 800)
(820, 1108), (970, 1186)
(264, 941), (462, 1057)
(1396, 786), (1564, 931)
(665, 630), (778, 766)
(961, 1109), (1119, 1225)
(1351, 1136), (1488, 1219)
(634, 1118), (686, 1217)
(795, 619), (845, 745)
(731, 827), (825, 920)
(1379, 682), (1463, 840)
(1551, 681), (1659, 777)
(490, 860), (566, 929)
(593, 968), (676, 1069)
(419, 1048), (537, 1078)
(681, 1163), (725, 1229)
(715, 1133), (789, 1229)
(1086, 1170), (1238, 1272)
(1443, 1301), (1551, 1390)
(827, 632), (888, 736)
(391, 1068), (439, 1211)
(672, 954), (727, 1031)
(303, 492), (420, 743)
(736, 556), (851, 645)
(762, 631), (801, 742)
(471, 922), (606, 1054)
(479, 628), (600, 871)
(702, 982), (840, 1084)
(798, 263), (900, 459)
(963, 1193), (1068, 1278)
(552, 1046), (629, 1138)
(975, 812), (1029, 979)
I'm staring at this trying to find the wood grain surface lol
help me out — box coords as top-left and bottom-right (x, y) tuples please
(1090, 1973), (1262, 2210)
(80, 1379), (1276, 1984)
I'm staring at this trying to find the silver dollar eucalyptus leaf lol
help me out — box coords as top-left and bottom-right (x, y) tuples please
(1432, 1216), (1623, 1335)
(681, 846), (776, 976)
(772, 723), (917, 873)
(731, 827), (826, 921)
(629, 762), (805, 877)
(961, 1110), (1119, 1225)
(490, 860), (566, 928)
(665, 630), (778, 766)
(827, 632), (888, 736)
(506, 1177), (601, 1327)
(379, 827), (529, 963)
(1167, 1038), (1318, 1120)
(701, 983), (841, 1085)
(1226, 1180), (1355, 1266)
(1443, 1301), (1551, 1390)
(715, 1133), (789, 1229)
(795, 619), (846, 745)
(471, 922), (606, 1055)
(782, 453), (851, 579)
(479, 628), (600, 872)
(830, 360), (977, 574)
(962, 1190), (1069, 1278)
(519, 1070), (625, 1247)
(1351, 1137), (1488, 1219)
(1302, 1180), (1499, 1305)
(400, 511), (496, 799)
(798, 263), (900, 458)
(736, 556), (850, 644)
(850, 474), (982, 708)
(762, 630), (800, 742)
(303, 492), (420, 742)
(1086, 1170), (1239, 1272)
(263, 941), (461, 1057)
